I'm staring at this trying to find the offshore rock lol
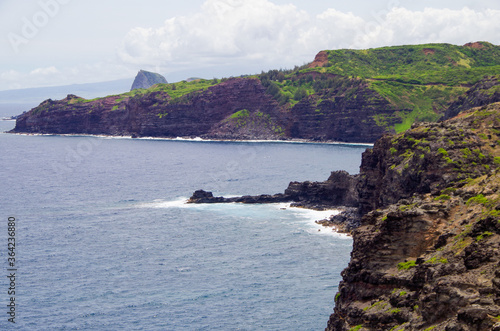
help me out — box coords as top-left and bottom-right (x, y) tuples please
(285, 170), (359, 209)
(130, 70), (168, 91)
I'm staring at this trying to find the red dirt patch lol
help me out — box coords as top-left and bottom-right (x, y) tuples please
(423, 48), (435, 56)
(308, 51), (329, 68)
(464, 42), (485, 49)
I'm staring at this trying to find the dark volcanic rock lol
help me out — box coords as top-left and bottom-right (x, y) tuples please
(187, 190), (289, 204)
(326, 103), (500, 331)
(443, 75), (500, 120)
(11, 78), (289, 140)
(131, 70), (168, 91)
(285, 170), (359, 209)
(288, 84), (399, 143)
(188, 170), (360, 212)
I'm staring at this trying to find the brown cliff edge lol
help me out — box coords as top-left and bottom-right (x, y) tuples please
(327, 102), (500, 331)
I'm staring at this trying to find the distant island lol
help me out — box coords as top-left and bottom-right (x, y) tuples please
(9, 42), (500, 143)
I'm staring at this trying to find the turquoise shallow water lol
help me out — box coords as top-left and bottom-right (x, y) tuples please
(0, 117), (365, 330)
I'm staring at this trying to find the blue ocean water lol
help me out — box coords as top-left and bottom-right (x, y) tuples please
(0, 116), (365, 330)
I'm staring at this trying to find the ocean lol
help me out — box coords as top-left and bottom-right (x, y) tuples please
(0, 106), (366, 330)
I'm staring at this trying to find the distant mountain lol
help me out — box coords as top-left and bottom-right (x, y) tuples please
(0, 78), (132, 105)
(131, 70), (168, 91)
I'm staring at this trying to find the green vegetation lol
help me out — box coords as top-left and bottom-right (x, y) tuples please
(426, 257), (448, 264)
(438, 148), (449, 157)
(466, 194), (491, 207)
(55, 42), (500, 136)
(230, 109), (250, 120)
(310, 43), (500, 84)
(476, 231), (494, 241)
(297, 42), (500, 132)
(349, 326), (363, 331)
(434, 194), (451, 201)
(399, 203), (417, 212)
(363, 300), (388, 311)
(397, 260), (417, 270)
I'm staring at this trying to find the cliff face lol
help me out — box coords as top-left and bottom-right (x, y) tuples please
(327, 102), (500, 331)
(11, 77), (394, 143)
(443, 75), (500, 120)
(288, 81), (398, 142)
(12, 78), (287, 140)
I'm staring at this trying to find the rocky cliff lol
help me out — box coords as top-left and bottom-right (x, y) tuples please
(326, 102), (500, 331)
(10, 77), (394, 143)
(443, 75), (500, 120)
(11, 78), (288, 140)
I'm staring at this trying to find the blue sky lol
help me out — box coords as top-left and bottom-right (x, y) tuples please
(1, 0), (499, 90)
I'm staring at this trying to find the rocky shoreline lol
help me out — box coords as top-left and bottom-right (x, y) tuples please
(188, 169), (362, 234)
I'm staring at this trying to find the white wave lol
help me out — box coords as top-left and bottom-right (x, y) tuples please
(136, 197), (190, 209)
(136, 197), (352, 238)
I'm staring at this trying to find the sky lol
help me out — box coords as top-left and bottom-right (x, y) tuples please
(1, 0), (499, 91)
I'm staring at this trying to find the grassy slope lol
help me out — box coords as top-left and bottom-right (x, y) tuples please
(72, 42), (500, 134)
(302, 42), (500, 131)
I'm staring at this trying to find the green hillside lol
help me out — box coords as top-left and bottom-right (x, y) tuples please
(302, 42), (500, 131)
(73, 42), (500, 134)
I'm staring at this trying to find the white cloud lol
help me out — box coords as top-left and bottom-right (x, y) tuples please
(375, 7), (500, 47)
(118, 0), (311, 70)
(30, 66), (60, 75)
(117, 0), (500, 75)
(2, 1), (500, 91)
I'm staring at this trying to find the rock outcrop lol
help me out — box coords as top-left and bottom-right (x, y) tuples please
(326, 102), (500, 331)
(188, 170), (360, 211)
(443, 75), (500, 120)
(130, 70), (168, 91)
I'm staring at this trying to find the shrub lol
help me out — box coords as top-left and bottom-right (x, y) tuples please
(434, 194), (451, 201)
(466, 194), (490, 206)
(397, 260), (417, 270)
(438, 148), (448, 157)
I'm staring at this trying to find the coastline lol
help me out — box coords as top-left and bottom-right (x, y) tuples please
(5, 131), (374, 147)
